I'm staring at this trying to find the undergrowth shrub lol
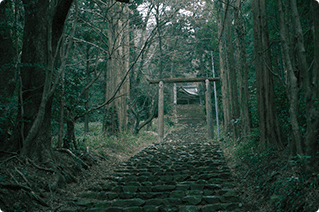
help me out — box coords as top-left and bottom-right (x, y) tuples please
(75, 122), (157, 154)
(52, 122), (157, 153)
(53, 118), (177, 157)
(219, 128), (319, 212)
(219, 128), (261, 166)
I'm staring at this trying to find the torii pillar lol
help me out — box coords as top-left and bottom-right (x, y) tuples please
(206, 79), (214, 139)
(158, 81), (164, 142)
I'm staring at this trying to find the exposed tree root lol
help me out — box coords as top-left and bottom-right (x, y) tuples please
(0, 155), (17, 167)
(0, 182), (32, 191)
(54, 148), (89, 169)
(0, 150), (18, 155)
(27, 158), (55, 173)
(28, 190), (50, 207)
(15, 167), (32, 188)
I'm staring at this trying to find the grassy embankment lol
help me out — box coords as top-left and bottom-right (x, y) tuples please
(217, 128), (319, 212)
(52, 117), (178, 159)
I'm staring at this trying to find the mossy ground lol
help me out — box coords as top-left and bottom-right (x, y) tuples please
(0, 119), (170, 212)
(218, 129), (319, 212)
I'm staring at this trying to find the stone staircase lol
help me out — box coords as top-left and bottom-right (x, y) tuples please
(174, 105), (206, 124)
(59, 124), (241, 212)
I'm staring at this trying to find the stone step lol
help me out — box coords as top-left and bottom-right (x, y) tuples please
(63, 194), (239, 211)
(58, 125), (241, 212)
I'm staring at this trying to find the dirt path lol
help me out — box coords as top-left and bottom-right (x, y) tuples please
(56, 122), (242, 212)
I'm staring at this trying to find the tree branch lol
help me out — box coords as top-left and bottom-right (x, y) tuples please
(84, 24), (159, 114)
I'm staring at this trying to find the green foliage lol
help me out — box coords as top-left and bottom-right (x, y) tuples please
(219, 126), (319, 212)
(129, 0), (145, 29)
(297, 91), (307, 136)
(221, 128), (266, 169)
(289, 154), (311, 169)
(274, 83), (290, 144)
(0, 174), (5, 182)
(236, 133), (260, 161)
(165, 116), (174, 127)
(268, 155), (317, 212)
(0, 94), (18, 137)
(69, 122), (157, 155)
(130, 90), (154, 121)
(103, 106), (118, 135)
(51, 0), (109, 133)
(249, 81), (259, 129)
(193, 19), (218, 52)
(152, 92), (171, 118)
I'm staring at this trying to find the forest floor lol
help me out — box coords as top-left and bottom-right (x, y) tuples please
(220, 136), (319, 212)
(0, 119), (319, 212)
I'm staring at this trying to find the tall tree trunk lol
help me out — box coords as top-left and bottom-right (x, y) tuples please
(120, 4), (130, 131)
(20, 0), (52, 160)
(226, 9), (240, 142)
(0, 0), (16, 145)
(277, 0), (303, 155)
(64, 118), (77, 150)
(252, 0), (283, 149)
(314, 1), (319, 98)
(290, 0), (319, 164)
(84, 45), (90, 133)
(234, 0), (251, 143)
(19, 0), (73, 161)
(105, 0), (118, 135)
(57, 69), (65, 148)
(305, 0), (319, 165)
(104, 1), (130, 134)
(217, 1), (231, 132)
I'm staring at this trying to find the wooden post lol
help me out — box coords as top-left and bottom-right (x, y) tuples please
(206, 79), (214, 139)
(158, 81), (164, 142)
(173, 83), (177, 123)
(149, 77), (219, 84)
(173, 83), (177, 105)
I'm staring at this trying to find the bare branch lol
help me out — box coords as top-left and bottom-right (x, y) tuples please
(22, 0), (78, 149)
(85, 24), (159, 114)
(73, 37), (108, 54)
(265, 63), (287, 88)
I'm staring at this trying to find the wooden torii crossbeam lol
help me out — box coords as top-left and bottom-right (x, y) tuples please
(149, 77), (220, 142)
(149, 77), (220, 84)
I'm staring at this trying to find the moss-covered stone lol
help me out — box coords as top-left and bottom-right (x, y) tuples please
(94, 201), (112, 208)
(77, 192), (98, 199)
(108, 192), (119, 200)
(200, 204), (223, 212)
(118, 192), (136, 199)
(123, 206), (143, 212)
(73, 201), (95, 207)
(143, 205), (159, 212)
(202, 195), (220, 204)
(182, 195), (202, 205)
(112, 198), (145, 207)
(152, 185), (175, 192)
(102, 182), (117, 191)
(163, 198), (182, 205)
(145, 198), (162, 206)
(170, 190), (185, 198)
(179, 205), (198, 212)
(122, 186), (138, 193)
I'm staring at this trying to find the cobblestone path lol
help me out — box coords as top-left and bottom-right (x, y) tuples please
(60, 123), (241, 212)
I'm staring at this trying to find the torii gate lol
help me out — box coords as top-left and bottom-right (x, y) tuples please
(149, 77), (220, 142)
